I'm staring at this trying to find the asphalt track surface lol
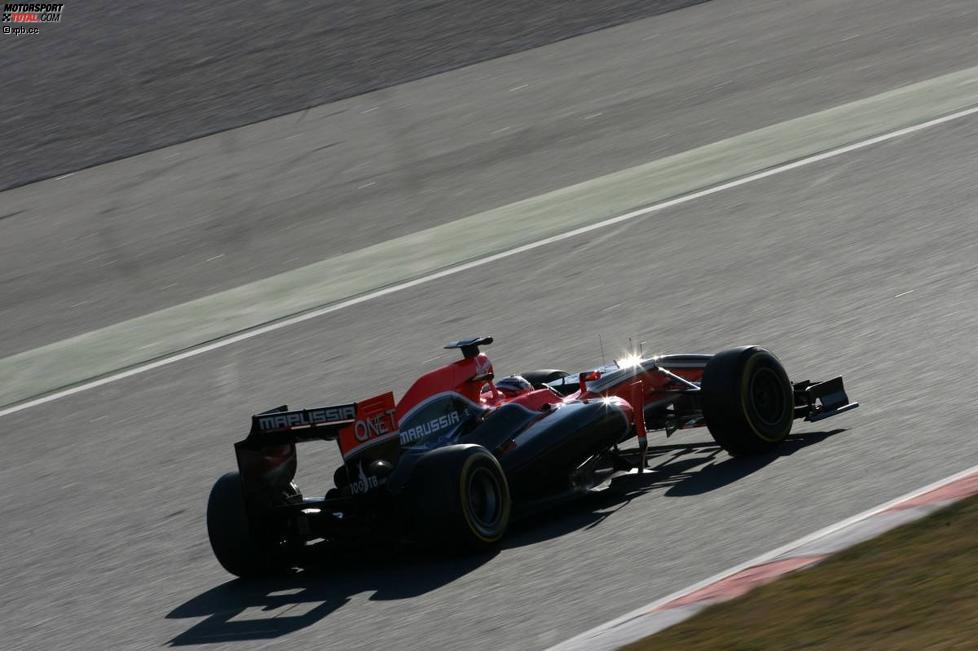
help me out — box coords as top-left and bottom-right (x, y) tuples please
(3, 1), (978, 650)
(0, 0), (703, 191)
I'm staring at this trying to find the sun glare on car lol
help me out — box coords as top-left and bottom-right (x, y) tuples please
(616, 353), (644, 369)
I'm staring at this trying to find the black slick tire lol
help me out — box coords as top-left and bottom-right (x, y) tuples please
(206, 471), (284, 578)
(701, 346), (793, 457)
(409, 445), (511, 550)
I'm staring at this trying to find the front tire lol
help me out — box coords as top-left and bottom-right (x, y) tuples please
(206, 472), (286, 578)
(701, 347), (793, 457)
(409, 445), (511, 550)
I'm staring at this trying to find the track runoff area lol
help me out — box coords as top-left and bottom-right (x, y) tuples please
(550, 465), (978, 650)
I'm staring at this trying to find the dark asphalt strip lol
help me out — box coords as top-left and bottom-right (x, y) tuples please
(0, 0), (706, 190)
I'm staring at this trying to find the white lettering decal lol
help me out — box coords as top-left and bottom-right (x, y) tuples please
(353, 409), (396, 442)
(257, 404), (357, 431)
(399, 410), (463, 445)
(348, 462), (381, 495)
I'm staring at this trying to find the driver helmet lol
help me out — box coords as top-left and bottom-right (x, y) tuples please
(495, 375), (533, 397)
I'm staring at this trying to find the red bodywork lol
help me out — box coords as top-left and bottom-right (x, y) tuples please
(266, 343), (716, 469)
(394, 351), (701, 414)
(342, 350), (709, 462)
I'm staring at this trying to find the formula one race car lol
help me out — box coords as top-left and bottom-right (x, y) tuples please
(207, 338), (857, 577)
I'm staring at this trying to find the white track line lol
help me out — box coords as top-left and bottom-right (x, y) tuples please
(2, 104), (977, 419)
(549, 461), (978, 650)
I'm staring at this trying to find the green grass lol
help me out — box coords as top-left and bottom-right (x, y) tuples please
(625, 494), (978, 651)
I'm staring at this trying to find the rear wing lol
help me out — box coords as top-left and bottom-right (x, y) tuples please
(235, 392), (400, 496)
(248, 403), (358, 444)
(239, 392), (399, 458)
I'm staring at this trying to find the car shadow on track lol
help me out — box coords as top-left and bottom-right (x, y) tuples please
(166, 429), (843, 645)
(166, 550), (496, 645)
(655, 428), (844, 497)
(503, 429), (846, 548)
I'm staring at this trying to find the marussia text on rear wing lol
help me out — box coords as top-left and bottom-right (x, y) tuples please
(243, 392), (399, 459)
(249, 403), (358, 444)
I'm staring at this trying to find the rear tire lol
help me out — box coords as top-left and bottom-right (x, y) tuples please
(701, 347), (793, 457)
(206, 472), (286, 578)
(409, 445), (511, 550)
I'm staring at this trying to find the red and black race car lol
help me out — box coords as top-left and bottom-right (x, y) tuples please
(207, 337), (857, 577)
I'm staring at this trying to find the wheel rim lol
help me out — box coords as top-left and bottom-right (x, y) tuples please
(466, 466), (503, 537)
(749, 367), (788, 427)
